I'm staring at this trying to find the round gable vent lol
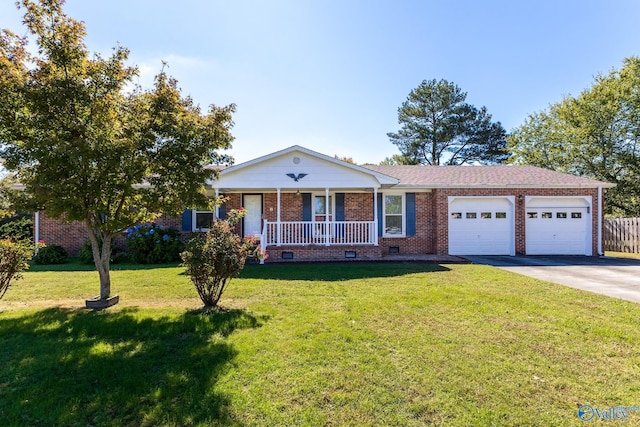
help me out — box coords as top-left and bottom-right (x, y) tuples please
(293, 156), (301, 164)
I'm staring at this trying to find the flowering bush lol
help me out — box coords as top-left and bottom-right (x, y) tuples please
(0, 239), (32, 300)
(32, 243), (68, 265)
(125, 224), (184, 264)
(181, 209), (258, 308)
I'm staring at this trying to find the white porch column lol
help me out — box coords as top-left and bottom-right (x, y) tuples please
(373, 187), (379, 246)
(325, 187), (330, 246)
(277, 188), (282, 247)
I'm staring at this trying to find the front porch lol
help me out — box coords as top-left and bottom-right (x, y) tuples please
(261, 220), (377, 246)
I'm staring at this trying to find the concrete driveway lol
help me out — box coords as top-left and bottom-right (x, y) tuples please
(465, 255), (640, 303)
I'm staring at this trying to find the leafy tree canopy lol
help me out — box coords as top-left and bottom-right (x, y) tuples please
(379, 154), (418, 166)
(388, 79), (508, 165)
(0, 0), (236, 302)
(508, 57), (640, 216)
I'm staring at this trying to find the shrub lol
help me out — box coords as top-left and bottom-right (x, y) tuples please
(181, 210), (257, 308)
(0, 239), (32, 300)
(33, 244), (68, 265)
(125, 224), (183, 264)
(0, 215), (33, 243)
(79, 238), (125, 264)
(78, 239), (95, 264)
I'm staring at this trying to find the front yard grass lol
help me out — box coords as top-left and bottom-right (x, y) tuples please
(1, 262), (639, 426)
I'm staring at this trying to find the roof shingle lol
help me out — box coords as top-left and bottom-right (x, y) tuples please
(363, 165), (615, 188)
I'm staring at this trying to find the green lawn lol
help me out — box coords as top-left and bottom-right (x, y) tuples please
(1, 262), (640, 426)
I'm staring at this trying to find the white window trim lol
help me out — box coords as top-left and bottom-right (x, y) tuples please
(192, 210), (215, 232)
(312, 192), (335, 217)
(382, 192), (406, 238)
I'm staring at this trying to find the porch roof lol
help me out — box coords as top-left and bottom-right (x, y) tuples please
(209, 145), (399, 191)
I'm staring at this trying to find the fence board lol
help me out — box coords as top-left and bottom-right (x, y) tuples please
(605, 218), (640, 253)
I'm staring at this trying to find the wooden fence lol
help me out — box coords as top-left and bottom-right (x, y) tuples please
(604, 218), (640, 253)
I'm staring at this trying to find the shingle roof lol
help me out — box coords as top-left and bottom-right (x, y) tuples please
(362, 165), (615, 188)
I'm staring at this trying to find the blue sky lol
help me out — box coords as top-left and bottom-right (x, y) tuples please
(2, 0), (640, 165)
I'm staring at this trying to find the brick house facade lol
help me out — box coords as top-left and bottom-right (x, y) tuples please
(36, 146), (614, 261)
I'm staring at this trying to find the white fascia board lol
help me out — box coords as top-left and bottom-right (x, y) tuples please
(213, 145), (399, 187)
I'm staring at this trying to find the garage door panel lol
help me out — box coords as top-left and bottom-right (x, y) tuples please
(525, 202), (590, 255)
(448, 198), (514, 255)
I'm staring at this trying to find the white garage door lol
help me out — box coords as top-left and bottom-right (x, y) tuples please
(525, 197), (591, 255)
(448, 197), (515, 255)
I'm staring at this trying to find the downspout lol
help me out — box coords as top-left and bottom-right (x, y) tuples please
(598, 185), (603, 256)
(34, 210), (40, 248)
(215, 189), (219, 219)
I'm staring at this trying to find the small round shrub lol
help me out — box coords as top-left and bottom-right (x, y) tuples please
(125, 224), (183, 264)
(79, 239), (94, 264)
(33, 244), (68, 265)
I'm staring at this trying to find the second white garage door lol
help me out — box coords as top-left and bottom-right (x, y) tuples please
(525, 197), (592, 255)
(448, 197), (515, 255)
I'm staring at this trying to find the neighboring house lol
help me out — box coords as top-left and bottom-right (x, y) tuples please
(37, 145), (615, 261)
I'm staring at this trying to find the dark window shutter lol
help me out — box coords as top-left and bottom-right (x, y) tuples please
(335, 193), (345, 221)
(181, 209), (192, 231)
(335, 193), (345, 238)
(406, 192), (416, 236)
(377, 194), (383, 237)
(302, 193), (312, 221)
(218, 203), (226, 220)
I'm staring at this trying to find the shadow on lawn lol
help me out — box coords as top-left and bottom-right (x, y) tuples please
(27, 261), (181, 273)
(0, 307), (265, 426)
(240, 262), (450, 281)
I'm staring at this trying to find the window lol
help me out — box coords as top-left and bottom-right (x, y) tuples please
(451, 212), (462, 219)
(542, 212), (553, 219)
(313, 194), (333, 236)
(496, 212), (507, 219)
(466, 212), (477, 219)
(314, 195), (333, 221)
(384, 194), (404, 236)
(481, 212), (492, 219)
(571, 212), (582, 219)
(194, 211), (214, 230)
(527, 212), (538, 219)
(557, 212), (567, 219)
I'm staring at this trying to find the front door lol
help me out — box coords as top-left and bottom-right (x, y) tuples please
(243, 194), (263, 238)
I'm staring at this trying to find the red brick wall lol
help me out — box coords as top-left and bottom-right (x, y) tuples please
(41, 187), (604, 259)
(38, 212), (87, 256)
(38, 212), (184, 257)
(379, 191), (434, 255)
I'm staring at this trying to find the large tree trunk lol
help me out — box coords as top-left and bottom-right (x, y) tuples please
(84, 221), (113, 300)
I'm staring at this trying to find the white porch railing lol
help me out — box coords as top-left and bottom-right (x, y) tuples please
(260, 220), (377, 247)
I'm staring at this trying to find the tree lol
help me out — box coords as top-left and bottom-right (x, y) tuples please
(388, 79), (508, 165)
(379, 154), (418, 165)
(0, 0), (235, 305)
(334, 155), (355, 164)
(508, 57), (640, 216)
